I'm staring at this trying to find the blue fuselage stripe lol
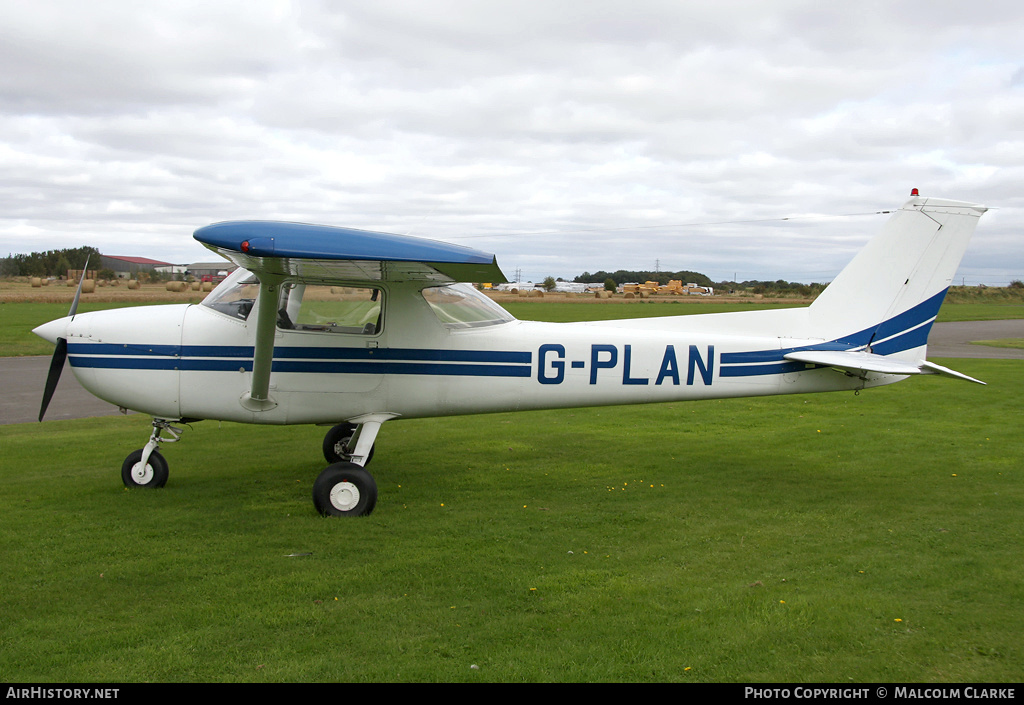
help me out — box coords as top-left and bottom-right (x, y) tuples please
(67, 344), (532, 377)
(66, 343), (531, 364)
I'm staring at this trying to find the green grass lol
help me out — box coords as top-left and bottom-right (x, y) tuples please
(503, 299), (803, 323)
(970, 339), (1024, 350)
(937, 304), (1024, 322)
(3, 295), (1023, 681)
(1, 360), (1021, 682)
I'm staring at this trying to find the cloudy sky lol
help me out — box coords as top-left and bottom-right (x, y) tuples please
(2, 1), (1021, 284)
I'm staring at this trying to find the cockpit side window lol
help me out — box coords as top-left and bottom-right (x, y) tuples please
(202, 271), (383, 335)
(278, 283), (383, 335)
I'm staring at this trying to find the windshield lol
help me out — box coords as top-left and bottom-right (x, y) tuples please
(421, 283), (515, 329)
(200, 268), (259, 320)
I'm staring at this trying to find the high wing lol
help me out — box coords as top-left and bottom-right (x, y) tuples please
(193, 221), (507, 284)
(194, 221), (508, 411)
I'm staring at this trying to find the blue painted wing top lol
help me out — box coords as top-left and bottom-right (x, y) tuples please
(194, 221), (507, 284)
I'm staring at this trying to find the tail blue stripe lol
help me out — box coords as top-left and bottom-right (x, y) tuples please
(720, 288), (947, 377)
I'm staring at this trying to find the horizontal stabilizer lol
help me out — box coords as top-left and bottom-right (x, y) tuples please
(784, 350), (985, 385)
(918, 360), (986, 385)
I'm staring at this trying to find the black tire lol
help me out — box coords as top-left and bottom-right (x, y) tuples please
(322, 423), (375, 465)
(312, 463), (378, 517)
(121, 448), (169, 488)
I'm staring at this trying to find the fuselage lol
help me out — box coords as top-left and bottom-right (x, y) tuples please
(36, 275), (899, 426)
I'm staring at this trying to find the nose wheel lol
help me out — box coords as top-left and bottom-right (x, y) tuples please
(121, 418), (184, 489)
(121, 448), (169, 488)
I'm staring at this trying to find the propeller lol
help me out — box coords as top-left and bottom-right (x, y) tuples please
(38, 256), (89, 422)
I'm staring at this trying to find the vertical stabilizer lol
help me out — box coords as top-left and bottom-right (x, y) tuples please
(807, 195), (987, 359)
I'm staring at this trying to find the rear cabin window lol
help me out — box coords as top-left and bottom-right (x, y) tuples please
(421, 283), (515, 329)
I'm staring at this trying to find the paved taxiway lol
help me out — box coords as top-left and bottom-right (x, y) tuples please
(2, 320), (1022, 425)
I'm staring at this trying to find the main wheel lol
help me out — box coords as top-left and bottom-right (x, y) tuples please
(312, 463), (377, 517)
(121, 448), (169, 488)
(322, 423), (375, 465)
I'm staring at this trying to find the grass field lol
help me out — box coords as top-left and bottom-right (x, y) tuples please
(2, 292), (1022, 682)
(0, 360), (1020, 682)
(971, 339), (1024, 350)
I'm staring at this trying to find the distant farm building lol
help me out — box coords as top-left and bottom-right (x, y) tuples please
(553, 282), (591, 294)
(186, 262), (237, 281)
(98, 256), (176, 279)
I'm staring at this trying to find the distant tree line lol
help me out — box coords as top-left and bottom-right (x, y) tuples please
(734, 279), (827, 297)
(572, 269), (829, 297)
(0, 246), (101, 278)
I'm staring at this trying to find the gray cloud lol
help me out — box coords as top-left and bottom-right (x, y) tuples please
(1, 0), (1020, 284)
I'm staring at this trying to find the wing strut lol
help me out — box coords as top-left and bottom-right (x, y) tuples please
(242, 274), (284, 411)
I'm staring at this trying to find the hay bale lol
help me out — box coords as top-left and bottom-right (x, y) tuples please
(624, 292), (635, 299)
(30, 277), (42, 288)
(529, 289), (544, 298)
(202, 281), (214, 292)
(191, 281), (202, 291)
(166, 281), (186, 292)
(127, 280), (140, 290)
(81, 279), (95, 294)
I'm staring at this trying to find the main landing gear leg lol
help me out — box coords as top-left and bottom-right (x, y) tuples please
(313, 414), (395, 517)
(121, 418), (184, 489)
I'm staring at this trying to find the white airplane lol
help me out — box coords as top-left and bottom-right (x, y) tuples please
(34, 191), (988, 517)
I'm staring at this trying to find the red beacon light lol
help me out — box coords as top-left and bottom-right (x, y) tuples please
(910, 188), (920, 196)
(241, 240), (251, 253)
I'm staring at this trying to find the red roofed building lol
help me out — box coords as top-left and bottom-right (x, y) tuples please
(98, 255), (177, 278)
